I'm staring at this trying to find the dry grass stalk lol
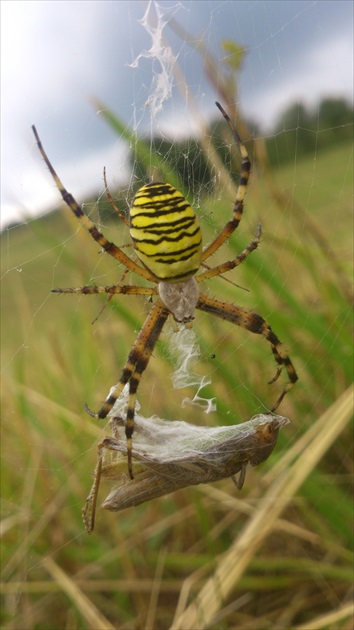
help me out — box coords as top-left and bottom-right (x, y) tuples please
(171, 384), (353, 629)
(42, 556), (115, 630)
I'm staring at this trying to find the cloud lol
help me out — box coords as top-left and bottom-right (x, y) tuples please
(246, 33), (353, 131)
(2, 1), (353, 228)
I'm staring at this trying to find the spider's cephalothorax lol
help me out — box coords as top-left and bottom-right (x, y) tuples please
(32, 102), (298, 531)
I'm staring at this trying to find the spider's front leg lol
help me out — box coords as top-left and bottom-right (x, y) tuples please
(201, 102), (251, 263)
(32, 124), (155, 283)
(86, 299), (169, 479)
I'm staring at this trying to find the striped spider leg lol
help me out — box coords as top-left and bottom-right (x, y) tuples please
(32, 103), (297, 528)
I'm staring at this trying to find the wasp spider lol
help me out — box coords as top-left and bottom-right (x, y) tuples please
(32, 102), (298, 480)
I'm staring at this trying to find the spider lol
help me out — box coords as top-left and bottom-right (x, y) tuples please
(32, 102), (298, 481)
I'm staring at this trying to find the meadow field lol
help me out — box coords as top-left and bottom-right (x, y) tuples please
(1, 125), (353, 629)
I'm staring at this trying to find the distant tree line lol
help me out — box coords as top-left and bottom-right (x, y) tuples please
(264, 97), (353, 166)
(97, 96), (353, 221)
(145, 96), (354, 191)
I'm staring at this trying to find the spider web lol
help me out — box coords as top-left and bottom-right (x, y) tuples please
(2, 0), (353, 483)
(1, 1), (353, 626)
(2, 0), (352, 476)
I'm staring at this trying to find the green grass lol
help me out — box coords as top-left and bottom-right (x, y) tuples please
(1, 127), (353, 629)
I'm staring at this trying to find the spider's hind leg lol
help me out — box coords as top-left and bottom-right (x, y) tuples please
(261, 325), (298, 411)
(86, 300), (169, 479)
(196, 293), (298, 411)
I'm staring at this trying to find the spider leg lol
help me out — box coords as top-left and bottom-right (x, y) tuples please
(197, 225), (261, 283)
(32, 125), (155, 282)
(201, 102), (251, 262)
(86, 299), (169, 479)
(103, 166), (129, 226)
(51, 284), (158, 296)
(197, 293), (298, 411)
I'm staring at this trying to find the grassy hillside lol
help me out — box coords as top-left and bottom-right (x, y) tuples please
(1, 135), (353, 629)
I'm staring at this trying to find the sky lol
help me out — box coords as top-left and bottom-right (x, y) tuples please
(1, 0), (353, 229)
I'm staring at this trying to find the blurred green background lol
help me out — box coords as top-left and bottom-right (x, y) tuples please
(1, 47), (353, 630)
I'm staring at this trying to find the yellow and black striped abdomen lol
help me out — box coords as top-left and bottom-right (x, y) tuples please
(130, 183), (202, 281)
